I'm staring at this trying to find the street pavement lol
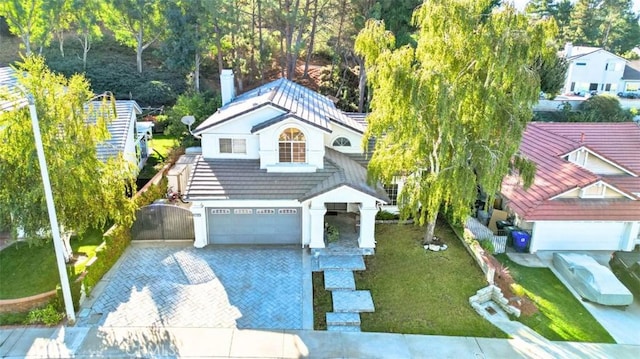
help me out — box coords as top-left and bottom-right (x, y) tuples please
(1, 326), (640, 358)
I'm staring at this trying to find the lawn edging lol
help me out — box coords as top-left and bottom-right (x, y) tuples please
(0, 290), (57, 314)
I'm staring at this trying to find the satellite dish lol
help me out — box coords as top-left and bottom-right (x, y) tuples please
(181, 115), (195, 126)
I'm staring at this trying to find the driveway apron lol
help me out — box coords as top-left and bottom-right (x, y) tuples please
(77, 244), (306, 330)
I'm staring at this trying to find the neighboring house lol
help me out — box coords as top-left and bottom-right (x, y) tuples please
(89, 100), (147, 171)
(0, 66), (147, 171)
(176, 70), (389, 249)
(561, 43), (628, 95)
(501, 122), (640, 253)
(621, 60), (640, 93)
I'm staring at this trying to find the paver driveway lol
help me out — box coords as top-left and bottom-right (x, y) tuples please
(77, 243), (308, 330)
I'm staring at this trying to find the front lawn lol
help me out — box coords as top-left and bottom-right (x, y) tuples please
(0, 229), (105, 299)
(495, 254), (615, 343)
(138, 134), (178, 180)
(354, 221), (507, 338)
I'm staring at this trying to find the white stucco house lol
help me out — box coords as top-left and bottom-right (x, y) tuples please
(561, 43), (629, 95)
(501, 122), (640, 253)
(176, 70), (389, 249)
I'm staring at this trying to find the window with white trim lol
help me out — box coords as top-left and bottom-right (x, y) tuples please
(332, 137), (351, 147)
(278, 128), (306, 163)
(219, 138), (246, 154)
(384, 184), (399, 206)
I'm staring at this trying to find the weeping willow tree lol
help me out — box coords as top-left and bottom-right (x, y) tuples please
(0, 56), (137, 260)
(355, 0), (554, 243)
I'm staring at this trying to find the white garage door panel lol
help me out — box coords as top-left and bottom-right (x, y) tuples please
(207, 207), (301, 245)
(533, 221), (626, 251)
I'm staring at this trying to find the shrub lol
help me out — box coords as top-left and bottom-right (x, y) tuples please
(163, 91), (221, 147)
(135, 177), (169, 207)
(376, 210), (399, 220)
(25, 304), (63, 326)
(0, 312), (29, 326)
(574, 95), (632, 122)
(479, 238), (495, 254)
(325, 224), (340, 243)
(83, 226), (131, 291)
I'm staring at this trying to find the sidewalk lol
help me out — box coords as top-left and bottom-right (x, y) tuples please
(1, 326), (639, 358)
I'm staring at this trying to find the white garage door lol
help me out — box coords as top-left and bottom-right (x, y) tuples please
(207, 207), (301, 245)
(532, 221), (628, 251)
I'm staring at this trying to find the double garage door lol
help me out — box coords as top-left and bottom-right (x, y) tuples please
(207, 207), (301, 245)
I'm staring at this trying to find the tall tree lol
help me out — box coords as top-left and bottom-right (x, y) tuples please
(70, 0), (103, 69)
(535, 52), (568, 98)
(44, 0), (72, 57)
(567, 0), (601, 46)
(102, 0), (165, 73)
(355, 0), (552, 242)
(0, 0), (48, 55)
(0, 56), (137, 260)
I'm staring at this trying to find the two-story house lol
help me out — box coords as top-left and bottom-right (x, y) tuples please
(501, 122), (640, 253)
(561, 43), (628, 95)
(180, 70), (389, 249)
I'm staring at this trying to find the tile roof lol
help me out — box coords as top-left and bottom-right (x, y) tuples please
(87, 100), (141, 162)
(0, 67), (28, 112)
(501, 122), (640, 221)
(184, 147), (388, 203)
(194, 78), (365, 135)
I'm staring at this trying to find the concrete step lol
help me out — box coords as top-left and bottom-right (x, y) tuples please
(324, 270), (356, 290)
(327, 324), (361, 332)
(318, 255), (365, 271)
(332, 290), (375, 313)
(326, 312), (361, 326)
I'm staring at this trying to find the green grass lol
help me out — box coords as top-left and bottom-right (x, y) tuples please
(0, 230), (105, 299)
(312, 272), (333, 330)
(354, 222), (507, 337)
(495, 254), (615, 343)
(138, 134), (178, 179)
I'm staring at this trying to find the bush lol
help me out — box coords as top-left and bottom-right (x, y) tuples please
(135, 177), (168, 207)
(325, 224), (340, 243)
(479, 238), (495, 254)
(83, 226), (131, 291)
(164, 91), (221, 147)
(26, 304), (63, 326)
(376, 210), (400, 220)
(0, 312), (29, 326)
(574, 95), (632, 122)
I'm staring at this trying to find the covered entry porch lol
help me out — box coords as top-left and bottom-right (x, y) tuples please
(302, 185), (384, 251)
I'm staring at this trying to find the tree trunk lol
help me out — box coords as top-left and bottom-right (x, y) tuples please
(258, 0), (264, 83)
(331, 0), (347, 76)
(194, 52), (201, 93)
(422, 216), (437, 244)
(303, 0), (319, 78)
(136, 29), (143, 74)
(61, 231), (73, 263)
(58, 33), (65, 57)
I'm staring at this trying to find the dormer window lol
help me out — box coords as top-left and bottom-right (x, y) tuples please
(333, 137), (351, 147)
(279, 128), (306, 163)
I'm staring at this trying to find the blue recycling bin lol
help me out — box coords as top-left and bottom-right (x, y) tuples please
(511, 231), (531, 253)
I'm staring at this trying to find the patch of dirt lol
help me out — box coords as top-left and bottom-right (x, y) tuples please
(485, 254), (539, 317)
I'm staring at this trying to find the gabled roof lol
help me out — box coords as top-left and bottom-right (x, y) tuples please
(501, 122), (640, 221)
(87, 100), (142, 162)
(194, 78), (365, 135)
(184, 147), (388, 202)
(562, 46), (627, 63)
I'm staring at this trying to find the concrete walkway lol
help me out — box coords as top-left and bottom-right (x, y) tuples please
(1, 326), (639, 358)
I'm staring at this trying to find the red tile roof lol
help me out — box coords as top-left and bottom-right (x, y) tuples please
(501, 122), (640, 221)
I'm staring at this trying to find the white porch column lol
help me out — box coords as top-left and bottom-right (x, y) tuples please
(191, 203), (207, 248)
(358, 204), (378, 249)
(309, 203), (326, 249)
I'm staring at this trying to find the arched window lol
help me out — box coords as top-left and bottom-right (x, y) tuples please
(332, 137), (351, 147)
(279, 128), (306, 163)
